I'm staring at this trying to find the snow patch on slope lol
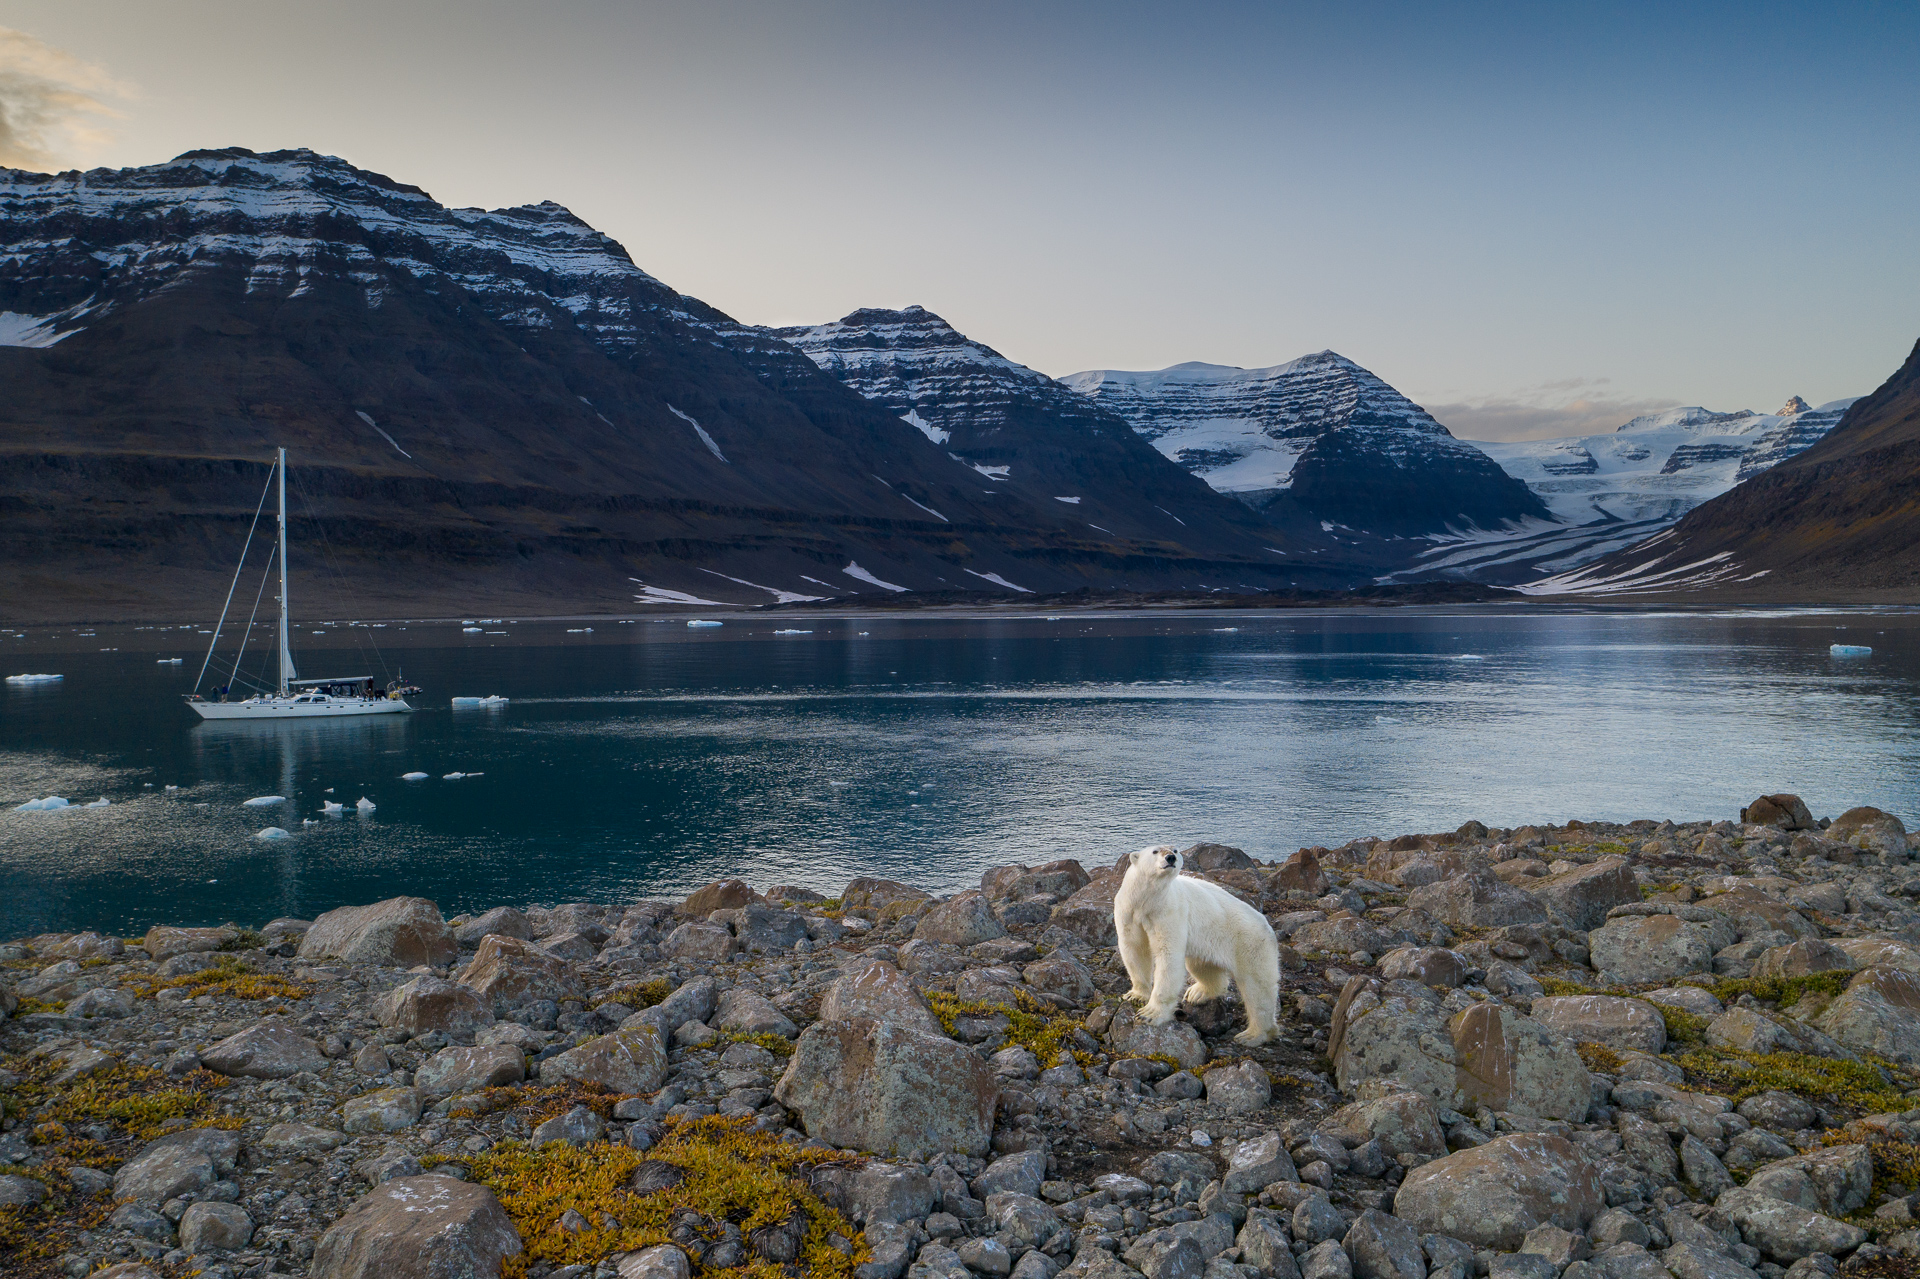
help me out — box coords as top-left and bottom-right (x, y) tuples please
(842, 562), (909, 592)
(668, 405), (727, 462)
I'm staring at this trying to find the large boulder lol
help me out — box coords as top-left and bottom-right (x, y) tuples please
(298, 897), (457, 967)
(539, 1026), (669, 1094)
(1329, 977), (1457, 1104)
(1704, 1007), (1851, 1059)
(310, 1176), (521, 1279)
(1528, 995), (1667, 1055)
(680, 878), (756, 915)
(1449, 1003), (1590, 1122)
(1714, 1187), (1868, 1262)
(1697, 887), (1818, 942)
(414, 1045), (526, 1098)
(142, 925), (236, 961)
(458, 934), (580, 1012)
(774, 1018), (997, 1158)
(818, 958), (945, 1036)
(1740, 1146), (1872, 1218)
(453, 906), (533, 946)
(200, 1020), (327, 1079)
(1182, 842), (1256, 871)
(1048, 870), (1126, 947)
(1345, 1209), (1426, 1279)
(1377, 948), (1468, 990)
(1828, 807), (1908, 857)
(915, 892), (1006, 947)
(710, 902), (809, 953)
(982, 859), (1091, 901)
(376, 975), (493, 1038)
(661, 921), (737, 962)
(113, 1129), (241, 1207)
(1752, 939), (1855, 981)
(1406, 872), (1547, 929)
(1834, 938), (1920, 973)
(1322, 1093), (1447, 1158)
(1106, 1003), (1208, 1071)
(342, 1087), (423, 1135)
(1742, 795), (1814, 831)
(841, 877), (933, 919)
(1526, 858), (1639, 931)
(1273, 849), (1331, 895)
(1588, 914), (1715, 985)
(1392, 1133), (1605, 1251)
(1815, 967), (1920, 1063)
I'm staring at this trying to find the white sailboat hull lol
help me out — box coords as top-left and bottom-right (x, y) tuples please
(188, 697), (413, 720)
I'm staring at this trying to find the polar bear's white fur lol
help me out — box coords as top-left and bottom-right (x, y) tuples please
(1113, 845), (1280, 1044)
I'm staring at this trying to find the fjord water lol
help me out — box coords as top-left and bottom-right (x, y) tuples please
(4, 609), (1918, 938)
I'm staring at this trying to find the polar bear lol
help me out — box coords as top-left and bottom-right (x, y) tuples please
(1113, 845), (1280, 1044)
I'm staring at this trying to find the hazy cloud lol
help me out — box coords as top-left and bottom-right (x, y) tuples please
(0, 27), (127, 171)
(1426, 377), (1684, 442)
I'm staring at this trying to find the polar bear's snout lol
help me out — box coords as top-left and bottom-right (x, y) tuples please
(1160, 850), (1180, 870)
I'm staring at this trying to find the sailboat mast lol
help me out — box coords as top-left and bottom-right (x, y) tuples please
(277, 447), (290, 697)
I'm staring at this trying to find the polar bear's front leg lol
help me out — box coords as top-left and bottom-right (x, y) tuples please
(1116, 921), (1154, 1002)
(1140, 921), (1188, 1024)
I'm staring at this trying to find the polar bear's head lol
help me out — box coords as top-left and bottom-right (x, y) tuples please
(1128, 845), (1182, 880)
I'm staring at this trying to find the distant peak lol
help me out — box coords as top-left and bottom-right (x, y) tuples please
(1777, 395), (1812, 416)
(833, 304), (950, 329)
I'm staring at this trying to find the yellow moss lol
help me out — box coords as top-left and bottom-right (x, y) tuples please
(217, 928), (265, 952)
(1676, 1046), (1910, 1114)
(598, 979), (672, 1011)
(446, 1081), (624, 1126)
(463, 1116), (867, 1279)
(924, 990), (1084, 1068)
(716, 1032), (795, 1058)
(12, 998), (64, 1015)
(1651, 1002), (1712, 1046)
(129, 955), (308, 1003)
(1593, 842), (1631, 857)
(1709, 971), (1854, 1007)
(1576, 1041), (1625, 1074)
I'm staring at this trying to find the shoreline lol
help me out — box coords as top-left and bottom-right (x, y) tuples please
(6, 805), (1920, 1279)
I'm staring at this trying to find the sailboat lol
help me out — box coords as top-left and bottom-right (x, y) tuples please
(184, 449), (416, 720)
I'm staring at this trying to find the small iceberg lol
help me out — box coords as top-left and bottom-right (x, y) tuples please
(256, 826), (292, 840)
(243, 795), (286, 807)
(84, 797), (110, 808)
(772, 629), (813, 635)
(687, 619), (723, 628)
(1453, 654), (1486, 661)
(356, 797), (375, 811)
(165, 784), (178, 790)
(566, 628), (593, 633)
(321, 800), (344, 814)
(1831, 644), (1873, 656)
(462, 626), (483, 633)
(6, 673), (63, 683)
(1211, 628), (1240, 633)
(443, 772), (466, 780)
(14, 796), (69, 811)
(401, 771), (429, 780)
(451, 695), (508, 706)
(157, 658), (183, 664)
(302, 818), (317, 826)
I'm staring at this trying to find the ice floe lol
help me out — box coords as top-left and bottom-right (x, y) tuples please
(243, 795), (286, 806)
(356, 797), (375, 810)
(6, 673), (63, 683)
(688, 620), (723, 628)
(84, 797), (110, 807)
(321, 800), (344, 813)
(401, 771), (428, 780)
(14, 796), (69, 811)
(451, 695), (508, 706)
(256, 826), (291, 840)
(772, 629), (813, 635)
(462, 626), (483, 633)
(1832, 644), (1873, 656)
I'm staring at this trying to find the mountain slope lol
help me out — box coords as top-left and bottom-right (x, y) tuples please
(1396, 396), (1857, 584)
(1061, 353), (1549, 537)
(771, 306), (1354, 567)
(0, 149), (1348, 619)
(1522, 337), (1920, 598)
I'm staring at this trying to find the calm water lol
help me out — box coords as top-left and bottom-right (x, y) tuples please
(3, 608), (1918, 939)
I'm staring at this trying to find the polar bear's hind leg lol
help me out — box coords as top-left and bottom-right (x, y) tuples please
(1230, 932), (1282, 1043)
(1183, 957), (1232, 1005)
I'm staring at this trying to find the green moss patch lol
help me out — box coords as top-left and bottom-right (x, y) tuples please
(130, 955), (308, 1003)
(925, 989), (1085, 1068)
(1676, 1047), (1908, 1114)
(463, 1115), (867, 1279)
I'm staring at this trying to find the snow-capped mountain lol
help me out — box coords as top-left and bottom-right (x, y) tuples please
(772, 306), (1348, 559)
(0, 148), (1341, 617)
(1396, 397), (1858, 583)
(1061, 353), (1549, 536)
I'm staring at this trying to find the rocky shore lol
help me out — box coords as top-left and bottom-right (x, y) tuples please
(7, 798), (1920, 1279)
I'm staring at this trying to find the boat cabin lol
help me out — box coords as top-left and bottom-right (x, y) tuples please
(290, 677), (382, 701)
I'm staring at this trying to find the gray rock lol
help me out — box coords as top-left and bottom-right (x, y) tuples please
(1680, 1135), (1736, 1200)
(1322, 1093), (1447, 1158)
(1241, 1210), (1301, 1278)
(375, 975), (493, 1038)
(1107, 1005), (1208, 1071)
(713, 988), (797, 1038)
(1377, 948), (1469, 990)
(1814, 967), (1920, 1064)
(1405, 871), (1547, 929)
(113, 1129), (240, 1207)
(1422, 1234), (1477, 1279)
(1328, 978), (1456, 1105)
(1295, 1194), (1348, 1246)
(909, 1242), (975, 1279)
(67, 986), (136, 1019)
(1589, 1210), (1649, 1249)
(916, 892), (1008, 947)
(1205, 1060), (1272, 1113)
(1528, 858), (1640, 931)
(1734, 1091), (1818, 1132)
(1529, 996), (1666, 1055)
(959, 1236), (1015, 1277)
(200, 1019), (327, 1079)
(1448, 1001), (1591, 1122)
(257, 1123), (347, 1157)
(0, 1173), (48, 1206)
(1303, 1241), (1354, 1279)
(341, 1087), (423, 1135)
(1520, 1224), (1590, 1267)
(1345, 1209), (1426, 1279)
(615, 1244), (692, 1279)
(459, 934), (582, 1011)
(820, 958), (946, 1036)
(1393, 1132), (1605, 1251)
(1714, 1187), (1868, 1263)
(110, 1203), (175, 1242)
(988, 1192), (1061, 1249)
(974, 1150), (1049, 1201)
(540, 1025), (669, 1094)
(1588, 916), (1715, 985)
(414, 1044), (525, 1097)
(309, 1175), (522, 1279)
(775, 1018), (998, 1158)
(853, 1163), (937, 1225)
(1660, 1242), (1758, 1279)
(1488, 1255), (1555, 1279)
(662, 920), (737, 961)
(1223, 1131), (1299, 1194)
(1740, 1145), (1872, 1218)
(298, 896), (458, 967)
(531, 1105), (606, 1146)
(454, 906), (534, 946)
(178, 1201), (254, 1252)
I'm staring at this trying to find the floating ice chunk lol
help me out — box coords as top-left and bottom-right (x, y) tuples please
(6, 673), (63, 683)
(321, 800), (344, 813)
(443, 772), (466, 780)
(462, 626), (483, 633)
(450, 695), (508, 706)
(84, 797), (110, 807)
(1211, 627), (1239, 633)
(14, 796), (70, 811)
(401, 771), (429, 780)
(566, 628), (592, 633)
(356, 797), (375, 811)
(1375, 715), (1402, 724)
(302, 818), (317, 825)
(256, 827), (291, 840)
(1453, 654), (1485, 661)
(772, 629), (813, 635)
(1832, 644), (1873, 656)
(157, 658), (183, 664)
(165, 784), (178, 790)
(688, 620), (723, 628)
(243, 795), (286, 807)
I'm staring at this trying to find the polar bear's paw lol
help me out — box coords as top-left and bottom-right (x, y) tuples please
(1233, 1025), (1278, 1046)
(1123, 986), (1151, 1003)
(1182, 982), (1222, 1005)
(1139, 1001), (1177, 1025)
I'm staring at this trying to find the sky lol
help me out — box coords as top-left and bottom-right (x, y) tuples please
(2, 1), (1916, 441)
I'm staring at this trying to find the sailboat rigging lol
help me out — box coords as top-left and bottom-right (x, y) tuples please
(184, 448), (417, 720)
